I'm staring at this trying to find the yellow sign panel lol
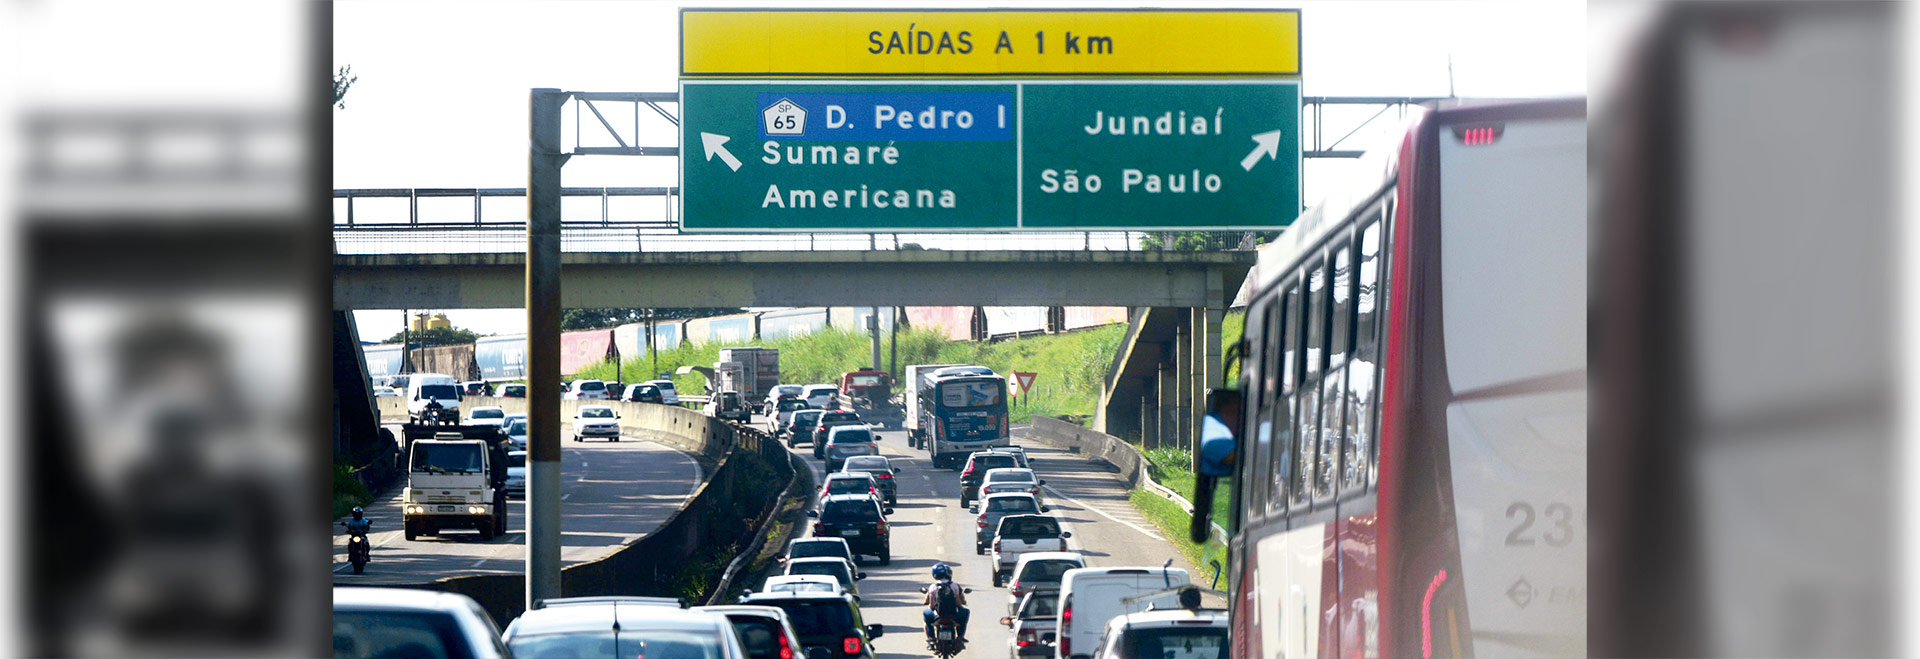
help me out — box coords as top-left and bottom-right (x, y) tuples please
(682, 9), (1300, 77)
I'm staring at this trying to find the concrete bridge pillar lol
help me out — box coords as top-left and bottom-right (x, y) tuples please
(1138, 390), (1157, 448)
(1174, 323), (1192, 452)
(1157, 358), (1179, 450)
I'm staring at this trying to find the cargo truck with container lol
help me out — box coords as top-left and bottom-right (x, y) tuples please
(401, 432), (510, 541)
(716, 347), (781, 412)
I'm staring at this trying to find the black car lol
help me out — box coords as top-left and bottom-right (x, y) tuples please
(959, 451), (1023, 506)
(788, 410), (824, 448)
(812, 411), (864, 459)
(626, 384), (664, 404)
(809, 494), (892, 564)
(739, 592), (885, 659)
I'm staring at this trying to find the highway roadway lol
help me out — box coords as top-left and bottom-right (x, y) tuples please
(776, 424), (1205, 659)
(331, 422), (705, 586)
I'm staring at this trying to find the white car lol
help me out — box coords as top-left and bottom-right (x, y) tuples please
(757, 574), (845, 596)
(1057, 567), (1192, 659)
(1088, 605), (1228, 659)
(801, 384), (839, 409)
(333, 587), (508, 659)
(505, 450), (526, 498)
(565, 378), (610, 400)
(466, 406), (508, 428)
(571, 405), (621, 442)
(982, 467), (1045, 503)
(646, 379), (681, 405)
(764, 384), (804, 412)
(372, 386), (399, 398)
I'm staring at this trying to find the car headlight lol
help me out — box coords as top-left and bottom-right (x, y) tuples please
(468, 506), (488, 515)
(405, 505), (423, 514)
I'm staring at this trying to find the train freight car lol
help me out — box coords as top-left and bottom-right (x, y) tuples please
(474, 334), (527, 381)
(984, 307), (1049, 339)
(905, 306), (983, 341)
(1062, 306), (1129, 330)
(559, 328), (617, 376)
(406, 344), (480, 381)
(759, 307), (829, 340)
(363, 344), (404, 379)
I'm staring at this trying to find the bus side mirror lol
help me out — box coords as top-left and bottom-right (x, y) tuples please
(1190, 389), (1243, 545)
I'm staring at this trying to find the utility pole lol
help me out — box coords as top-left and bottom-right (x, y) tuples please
(525, 88), (569, 609)
(888, 307), (898, 378)
(869, 307), (882, 370)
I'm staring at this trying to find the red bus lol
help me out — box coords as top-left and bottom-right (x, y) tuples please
(1192, 98), (1586, 658)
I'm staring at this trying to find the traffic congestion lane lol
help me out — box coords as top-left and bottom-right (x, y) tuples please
(332, 423), (703, 585)
(772, 421), (1209, 659)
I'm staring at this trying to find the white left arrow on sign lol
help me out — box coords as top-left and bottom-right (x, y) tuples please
(701, 132), (742, 172)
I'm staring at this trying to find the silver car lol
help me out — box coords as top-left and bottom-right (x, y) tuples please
(504, 597), (750, 659)
(823, 426), (879, 472)
(333, 586), (508, 659)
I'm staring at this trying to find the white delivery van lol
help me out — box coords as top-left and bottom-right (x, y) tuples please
(406, 373), (462, 423)
(1055, 566), (1191, 659)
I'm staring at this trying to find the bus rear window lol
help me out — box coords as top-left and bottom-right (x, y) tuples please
(939, 381), (1003, 407)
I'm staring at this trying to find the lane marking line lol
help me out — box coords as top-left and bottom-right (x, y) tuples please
(1041, 484), (1165, 542)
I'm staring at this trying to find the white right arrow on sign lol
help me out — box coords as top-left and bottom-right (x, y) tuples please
(1240, 129), (1284, 171)
(700, 132), (743, 172)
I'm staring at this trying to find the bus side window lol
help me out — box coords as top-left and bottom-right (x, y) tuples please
(1260, 286), (1292, 519)
(1241, 294), (1273, 520)
(1293, 258), (1327, 508)
(1274, 279), (1302, 516)
(1345, 215), (1385, 494)
(1317, 239), (1353, 501)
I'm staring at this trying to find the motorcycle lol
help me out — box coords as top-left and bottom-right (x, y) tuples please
(341, 521), (371, 574)
(922, 585), (972, 659)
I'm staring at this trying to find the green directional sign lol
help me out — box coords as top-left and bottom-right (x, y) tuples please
(1019, 83), (1300, 229)
(679, 81), (1299, 232)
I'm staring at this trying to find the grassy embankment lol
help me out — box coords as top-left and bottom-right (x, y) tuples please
(572, 324), (1126, 424)
(1123, 309), (1243, 581)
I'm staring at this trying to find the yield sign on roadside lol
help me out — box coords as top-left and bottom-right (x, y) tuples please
(1011, 372), (1038, 397)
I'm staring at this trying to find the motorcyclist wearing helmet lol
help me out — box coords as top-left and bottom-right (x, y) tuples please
(922, 563), (970, 645)
(344, 507), (371, 535)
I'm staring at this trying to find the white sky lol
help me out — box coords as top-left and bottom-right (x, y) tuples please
(337, 0), (1585, 337)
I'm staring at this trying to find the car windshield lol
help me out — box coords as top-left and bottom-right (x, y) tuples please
(505, 385), (525, 393)
(653, 382), (676, 391)
(721, 393), (740, 404)
(823, 500), (879, 520)
(830, 430), (872, 444)
(788, 542), (848, 560)
(850, 375), (883, 386)
(822, 413), (858, 423)
(506, 420), (528, 435)
(792, 412), (822, 425)
(769, 580), (838, 594)
(762, 601), (855, 637)
(411, 444), (484, 474)
(780, 400), (809, 411)
(1018, 593), (1060, 618)
(986, 470), (1034, 483)
(581, 408), (613, 419)
(826, 479), (870, 494)
(509, 630), (724, 659)
(788, 563), (849, 584)
(729, 618), (786, 659)
(844, 457), (887, 471)
(973, 456), (1018, 472)
(986, 498), (1038, 514)
(999, 517), (1059, 536)
(418, 384), (459, 400)
(1119, 627), (1229, 659)
(776, 385), (803, 396)
(507, 453), (526, 468)
(807, 388), (836, 397)
(471, 408), (504, 419)
(331, 611), (467, 659)
(1018, 560), (1080, 582)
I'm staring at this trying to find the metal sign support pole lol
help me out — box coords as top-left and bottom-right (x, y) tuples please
(526, 88), (569, 609)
